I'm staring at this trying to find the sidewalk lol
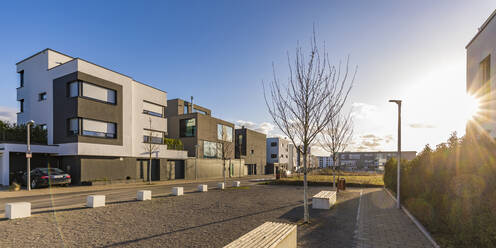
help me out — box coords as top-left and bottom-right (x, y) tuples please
(0, 175), (273, 199)
(353, 188), (433, 248)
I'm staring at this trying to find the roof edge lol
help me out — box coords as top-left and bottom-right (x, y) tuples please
(16, 48), (74, 65)
(466, 9), (496, 49)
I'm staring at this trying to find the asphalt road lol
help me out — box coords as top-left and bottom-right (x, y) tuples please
(0, 177), (270, 215)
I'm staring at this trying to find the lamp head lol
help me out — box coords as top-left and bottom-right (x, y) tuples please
(389, 100), (402, 105)
(27, 120), (35, 126)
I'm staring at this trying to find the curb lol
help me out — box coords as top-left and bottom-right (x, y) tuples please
(383, 187), (440, 248)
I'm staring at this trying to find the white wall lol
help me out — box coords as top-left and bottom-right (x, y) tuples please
(467, 17), (496, 136)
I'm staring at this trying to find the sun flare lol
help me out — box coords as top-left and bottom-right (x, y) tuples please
(462, 94), (481, 121)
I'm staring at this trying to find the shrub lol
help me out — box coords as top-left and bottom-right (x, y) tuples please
(165, 138), (183, 150)
(384, 132), (496, 247)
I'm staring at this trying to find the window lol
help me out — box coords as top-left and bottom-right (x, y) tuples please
(143, 130), (164, 144)
(250, 149), (254, 155)
(68, 118), (116, 138)
(271, 154), (277, 158)
(68, 81), (116, 104)
(183, 104), (189, 114)
(68, 118), (79, 135)
(82, 119), (116, 138)
(217, 124), (233, 142)
(180, 118), (196, 137)
(143, 101), (164, 117)
(19, 70), (24, 87)
(39, 92), (47, 101)
(271, 142), (277, 147)
(69, 81), (79, 97)
(18, 99), (24, 113)
(204, 140), (221, 158)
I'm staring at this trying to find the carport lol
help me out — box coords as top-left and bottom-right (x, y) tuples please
(0, 143), (59, 186)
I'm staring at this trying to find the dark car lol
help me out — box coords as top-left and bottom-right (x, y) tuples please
(22, 168), (71, 189)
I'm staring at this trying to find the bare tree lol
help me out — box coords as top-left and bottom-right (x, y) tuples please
(319, 111), (353, 189)
(144, 117), (160, 184)
(219, 126), (234, 185)
(264, 29), (356, 223)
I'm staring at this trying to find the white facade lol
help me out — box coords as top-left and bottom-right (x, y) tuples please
(15, 49), (186, 160)
(287, 144), (297, 171)
(317, 156), (334, 168)
(467, 10), (496, 136)
(266, 137), (289, 166)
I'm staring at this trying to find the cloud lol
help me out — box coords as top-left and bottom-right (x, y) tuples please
(235, 120), (275, 135)
(409, 123), (436, 129)
(350, 102), (378, 119)
(352, 133), (394, 151)
(0, 106), (16, 123)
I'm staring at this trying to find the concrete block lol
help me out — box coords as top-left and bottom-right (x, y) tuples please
(137, 190), (152, 201)
(172, 187), (183, 196)
(5, 202), (31, 219)
(218, 182), (225, 189)
(312, 191), (337, 209)
(198, 184), (208, 192)
(87, 195), (105, 208)
(233, 181), (241, 187)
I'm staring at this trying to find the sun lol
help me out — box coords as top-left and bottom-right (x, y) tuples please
(461, 93), (481, 121)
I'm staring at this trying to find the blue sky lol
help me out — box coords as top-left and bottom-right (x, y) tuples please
(0, 1), (495, 155)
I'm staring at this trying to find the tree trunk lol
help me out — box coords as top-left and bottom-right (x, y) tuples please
(303, 152), (309, 223)
(149, 157), (152, 184)
(223, 159), (226, 184)
(332, 157), (336, 189)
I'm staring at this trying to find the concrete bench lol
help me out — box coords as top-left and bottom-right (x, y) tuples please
(218, 182), (225, 189)
(312, 191), (337, 209)
(224, 222), (297, 248)
(137, 190), (152, 201)
(172, 187), (184, 196)
(198, 184), (208, 192)
(232, 181), (241, 187)
(5, 202), (31, 219)
(87, 195), (105, 208)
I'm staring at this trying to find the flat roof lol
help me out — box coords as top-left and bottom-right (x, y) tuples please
(466, 9), (496, 48)
(17, 48), (167, 94)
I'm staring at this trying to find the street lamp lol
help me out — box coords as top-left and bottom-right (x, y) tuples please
(26, 120), (35, 191)
(389, 100), (401, 209)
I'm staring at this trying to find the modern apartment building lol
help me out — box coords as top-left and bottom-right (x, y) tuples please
(337, 151), (417, 171)
(1, 48), (187, 186)
(235, 126), (266, 175)
(266, 137), (289, 173)
(318, 156), (334, 168)
(166, 98), (235, 160)
(466, 9), (496, 136)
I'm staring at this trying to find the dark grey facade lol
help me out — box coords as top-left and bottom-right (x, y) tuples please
(337, 151), (417, 171)
(235, 127), (266, 175)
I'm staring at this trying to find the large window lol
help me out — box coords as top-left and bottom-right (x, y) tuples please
(143, 101), (164, 117)
(217, 124), (233, 142)
(39, 92), (47, 101)
(68, 81), (116, 104)
(203, 141), (221, 158)
(143, 129), (164, 144)
(68, 117), (116, 138)
(180, 118), (196, 137)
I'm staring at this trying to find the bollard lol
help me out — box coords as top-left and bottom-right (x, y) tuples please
(87, 195), (105, 208)
(218, 182), (225, 190)
(198, 184), (208, 192)
(137, 190), (152, 201)
(233, 181), (241, 187)
(5, 202), (31, 219)
(172, 187), (184, 196)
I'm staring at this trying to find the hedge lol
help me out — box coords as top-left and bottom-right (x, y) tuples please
(384, 132), (496, 247)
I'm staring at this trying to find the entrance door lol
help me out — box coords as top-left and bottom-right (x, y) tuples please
(151, 159), (160, 181)
(174, 160), (185, 179)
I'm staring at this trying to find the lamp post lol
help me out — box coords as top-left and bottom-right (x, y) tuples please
(389, 100), (401, 209)
(26, 120), (35, 191)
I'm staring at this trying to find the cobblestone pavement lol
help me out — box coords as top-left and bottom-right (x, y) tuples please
(353, 188), (433, 248)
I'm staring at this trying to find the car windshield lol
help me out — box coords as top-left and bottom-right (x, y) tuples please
(37, 168), (64, 175)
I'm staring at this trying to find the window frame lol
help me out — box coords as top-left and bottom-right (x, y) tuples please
(19, 70), (24, 88)
(67, 80), (117, 105)
(18, 99), (24, 113)
(180, 118), (196, 137)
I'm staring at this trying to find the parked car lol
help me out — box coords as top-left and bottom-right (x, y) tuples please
(22, 168), (71, 189)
